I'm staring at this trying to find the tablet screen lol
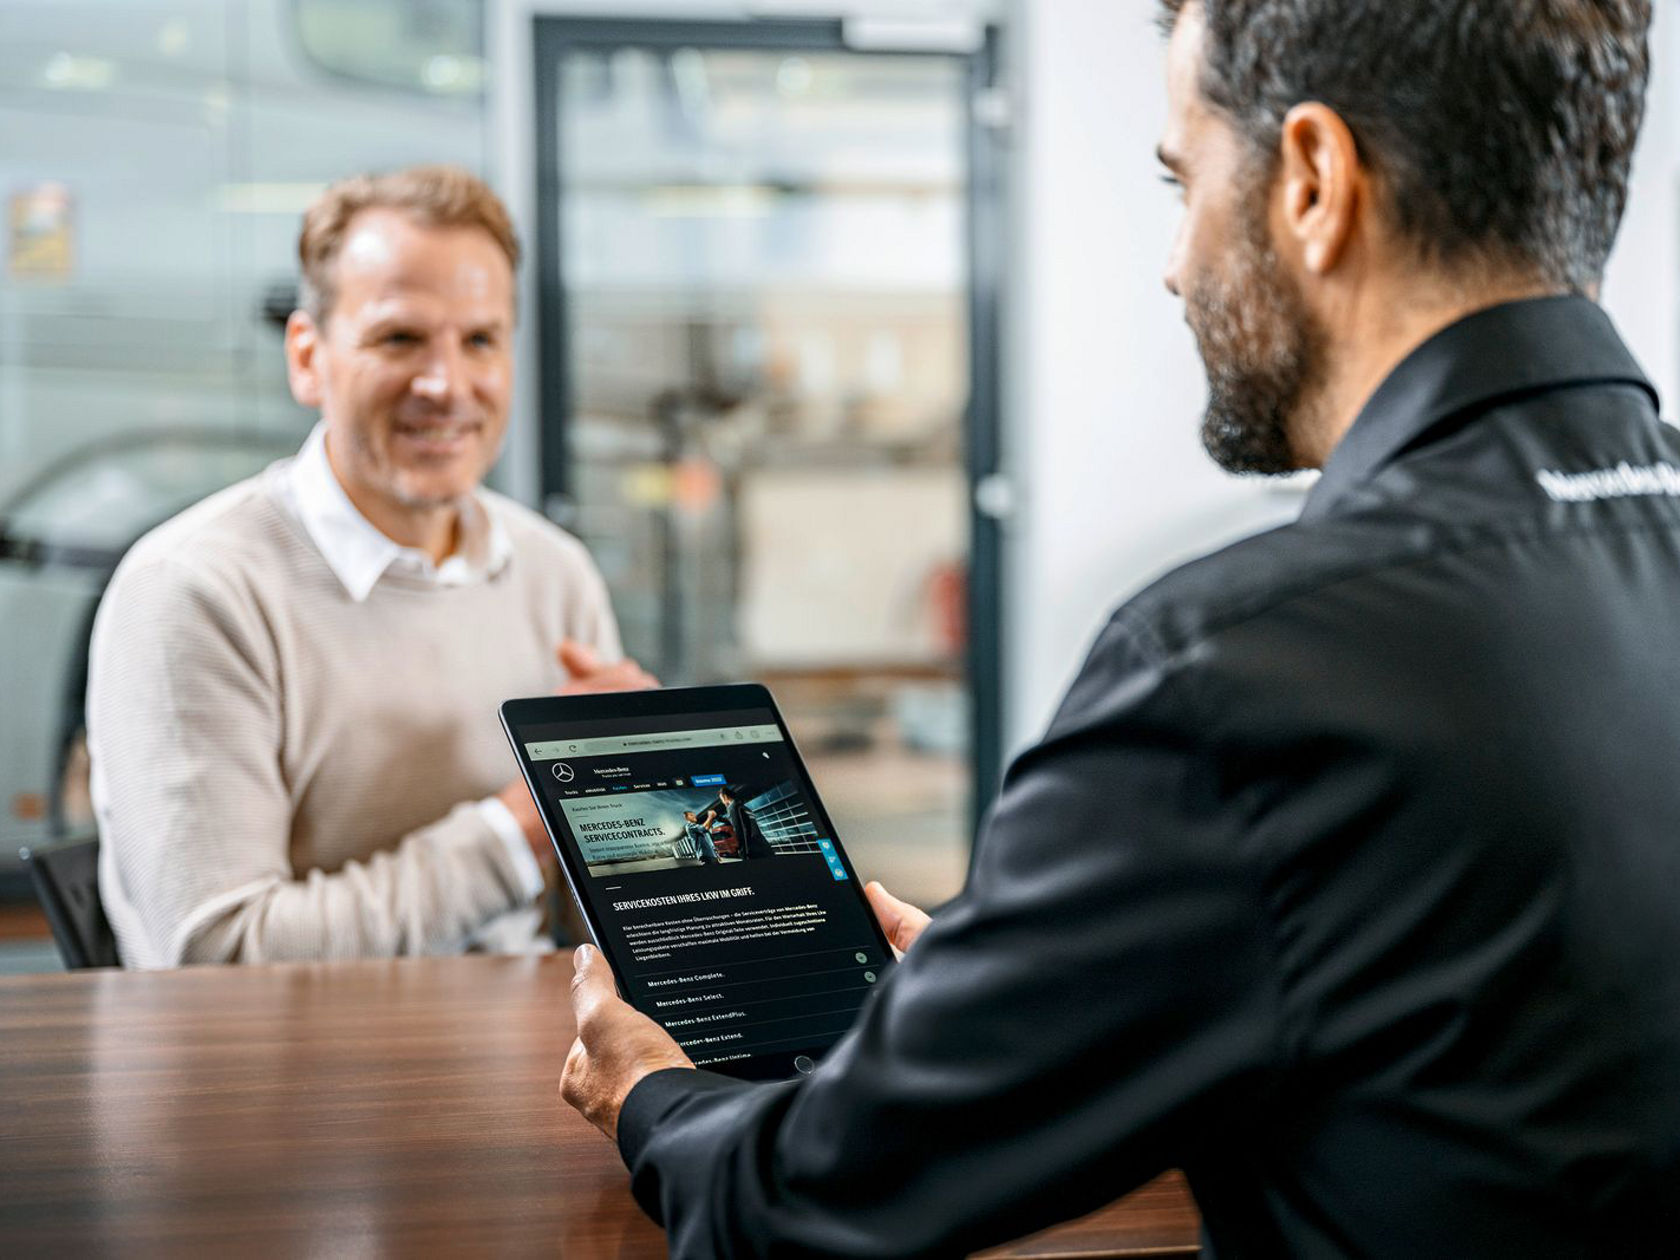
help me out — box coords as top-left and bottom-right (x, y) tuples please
(503, 686), (895, 1079)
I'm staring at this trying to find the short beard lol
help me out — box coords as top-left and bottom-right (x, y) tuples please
(1185, 183), (1329, 475)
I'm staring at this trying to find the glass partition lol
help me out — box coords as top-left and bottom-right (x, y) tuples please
(537, 26), (991, 908)
(0, 0), (489, 882)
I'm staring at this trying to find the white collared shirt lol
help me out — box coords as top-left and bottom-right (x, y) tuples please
(281, 422), (514, 602)
(278, 423), (544, 904)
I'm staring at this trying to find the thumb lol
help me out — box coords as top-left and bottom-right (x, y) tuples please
(557, 638), (602, 679)
(865, 881), (930, 956)
(570, 943), (615, 1024)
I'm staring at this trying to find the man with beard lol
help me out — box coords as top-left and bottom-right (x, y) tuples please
(90, 167), (653, 965)
(557, 2), (1680, 1255)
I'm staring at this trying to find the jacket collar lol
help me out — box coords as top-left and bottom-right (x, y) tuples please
(1301, 295), (1658, 520)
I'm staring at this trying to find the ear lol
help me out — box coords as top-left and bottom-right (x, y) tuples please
(285, 310), (325, 409)
(1277, 102), (1364, 275)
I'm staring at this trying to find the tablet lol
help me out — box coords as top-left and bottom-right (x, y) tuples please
(501, 684), (897, 1081)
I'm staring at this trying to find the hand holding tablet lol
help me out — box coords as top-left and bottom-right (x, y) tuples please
(562, 942), (695, 1142)
(502, 684), (898, 1082)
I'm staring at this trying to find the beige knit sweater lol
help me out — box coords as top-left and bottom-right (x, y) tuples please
(88, 466), (620, 968)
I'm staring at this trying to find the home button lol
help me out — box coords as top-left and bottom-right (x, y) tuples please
(793, 1055), (816, 1075)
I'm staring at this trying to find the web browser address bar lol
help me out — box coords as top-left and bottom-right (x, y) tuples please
(620, 733), (701, 749)
(524, 725), (784, 761)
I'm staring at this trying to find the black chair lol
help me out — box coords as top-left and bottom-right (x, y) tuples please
(20, 838), (119, 969)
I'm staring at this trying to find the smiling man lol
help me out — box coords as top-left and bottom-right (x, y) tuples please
(89, 167), (650, 966)
(558, 2), (1680, 1256)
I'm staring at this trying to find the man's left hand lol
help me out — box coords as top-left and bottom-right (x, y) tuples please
(562, 944), (694, 1141)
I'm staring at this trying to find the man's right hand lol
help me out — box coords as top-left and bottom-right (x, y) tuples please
(494, 642), (658, 857)
(865, 881), (930, 959)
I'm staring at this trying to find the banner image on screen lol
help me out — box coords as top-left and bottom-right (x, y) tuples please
(558, 777), (815, 877)
(506, 692), (893, 1077)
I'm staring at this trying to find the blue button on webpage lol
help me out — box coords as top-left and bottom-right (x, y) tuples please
(691, 774), (726, 787)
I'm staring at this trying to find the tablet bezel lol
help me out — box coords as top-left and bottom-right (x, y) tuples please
(501, 682), (897, 1081)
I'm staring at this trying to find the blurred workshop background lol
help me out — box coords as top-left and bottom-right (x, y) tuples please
(1, 0), (1674, 970)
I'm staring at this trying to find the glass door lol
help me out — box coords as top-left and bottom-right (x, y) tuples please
(533, 18), (1002, 909)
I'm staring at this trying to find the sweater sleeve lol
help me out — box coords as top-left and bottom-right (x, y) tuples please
(88, 553), (531, 967)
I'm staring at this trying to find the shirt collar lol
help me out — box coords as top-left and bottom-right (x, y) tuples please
(283, 422), (512, 602)
(1301, 295), (1659, 521)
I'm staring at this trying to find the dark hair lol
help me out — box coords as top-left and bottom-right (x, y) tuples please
(1157, 0), (1651, 290)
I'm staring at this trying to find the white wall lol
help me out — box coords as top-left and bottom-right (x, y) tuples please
(1003, 0), (1680, 753)
(1602, 2), (1679, 414)
(1003, 0), (1303, 750)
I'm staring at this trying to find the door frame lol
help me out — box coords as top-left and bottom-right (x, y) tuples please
(531, 15), (1009, 838)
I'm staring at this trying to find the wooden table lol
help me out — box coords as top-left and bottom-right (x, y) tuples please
(0, 956), (1199, 1257)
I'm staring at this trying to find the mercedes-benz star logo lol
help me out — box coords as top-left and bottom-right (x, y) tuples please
(551, 762), (575, 783)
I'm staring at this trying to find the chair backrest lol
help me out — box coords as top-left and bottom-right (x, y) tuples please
(21, 838), (120, 969)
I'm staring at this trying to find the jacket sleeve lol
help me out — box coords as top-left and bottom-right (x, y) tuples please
(88, 553), (532, 967)
(614, 610), (1292, 1258)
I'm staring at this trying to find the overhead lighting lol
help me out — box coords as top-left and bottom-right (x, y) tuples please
(41, 53), (117, 92)
(645, 184), (778, 218)
(421, 54), (484, 94)
(203, 82), (232, 119)
(776, 57), (814, 96)
(213, 183), (328, 215)
(843, 18), (984, 53)
(156, 20), (191, 57)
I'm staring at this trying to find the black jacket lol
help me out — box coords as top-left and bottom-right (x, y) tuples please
(617, 297), (1680, 1258)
